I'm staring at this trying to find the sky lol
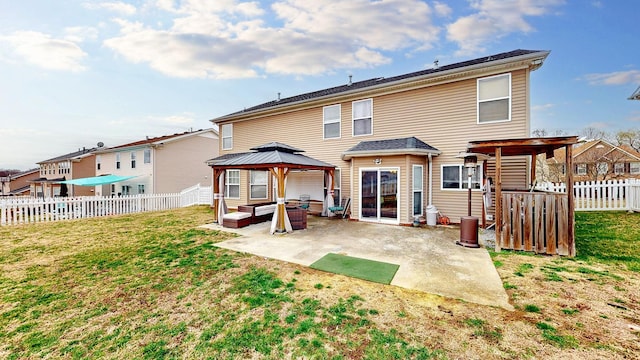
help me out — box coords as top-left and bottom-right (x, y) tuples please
(1, 0), (639, 170)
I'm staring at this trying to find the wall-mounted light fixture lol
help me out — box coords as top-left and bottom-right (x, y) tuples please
(374, 158), (382, 165)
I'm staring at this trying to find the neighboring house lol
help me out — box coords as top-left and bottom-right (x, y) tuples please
(546, 139), (640, 182)
(1, 169), (40, 196)
(210, 49), (550, 224)
(93, 129), (218, 196)
(629, 85), (640, 100)
(31, 147), (99, 197)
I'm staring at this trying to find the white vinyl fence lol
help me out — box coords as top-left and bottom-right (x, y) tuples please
(535, 179), (640, 212)
(1, 183), (213, 226)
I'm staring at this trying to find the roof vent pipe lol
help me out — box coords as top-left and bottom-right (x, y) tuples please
(348, 74), (353, 86)
(277, 92), (281, 102)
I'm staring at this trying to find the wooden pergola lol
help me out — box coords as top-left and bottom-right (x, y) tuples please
(207, 143), (336, 233)
(467, 136), (579, 256)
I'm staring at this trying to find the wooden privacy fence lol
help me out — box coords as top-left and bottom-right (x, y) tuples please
(499, 191), (571, 256)
(1, 183), (215, 226)
(536, 179), (640, 212)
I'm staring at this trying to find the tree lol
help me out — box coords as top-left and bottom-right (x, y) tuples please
(615, 129), (640, 152)
(579, 127), (609, 142)
(0, 169), (21, 177)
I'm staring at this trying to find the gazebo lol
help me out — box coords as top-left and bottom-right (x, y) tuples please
(207, 143), (336, 234)
(466, 136), (579, 256)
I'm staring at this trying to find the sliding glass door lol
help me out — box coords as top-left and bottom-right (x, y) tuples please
(360, 168), (399, 224)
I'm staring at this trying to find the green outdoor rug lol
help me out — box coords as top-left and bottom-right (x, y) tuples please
(310, 253), (400, 285)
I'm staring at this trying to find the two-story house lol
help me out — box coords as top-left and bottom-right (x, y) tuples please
(94, 129), (218, 196)
(30, 147), (98, 197)
(210, 49), (550, 225)
(545, 139), (640, 182)
(1, 169), (40, 196)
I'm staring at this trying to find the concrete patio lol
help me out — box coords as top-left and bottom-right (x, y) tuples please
(201, 216), (512, 310)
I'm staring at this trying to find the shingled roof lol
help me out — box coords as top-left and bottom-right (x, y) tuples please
(214, 49), (549, 122)
(342, 137), (440, 160)
(103, 128), (215, 151)
(38, 147), (98, 164)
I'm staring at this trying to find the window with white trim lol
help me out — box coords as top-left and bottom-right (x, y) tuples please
(631, 162), (640, 174)
(116, 153), (121, 170)
(138, 184), (145, 194)
(225, 170), (240, 199)
(121, 185), (131, 195)
(131, 152), (136, 169)
(250, 170), (268, 199)
(413, 165), (423, 216)
(441, 164), (482, 190)
(96, 155), (101, 170)
(221, 124), (233, 150)
(597, 162), (608, 175)
(323, 104), (341, 139)
(614, 163), (625, 175)
(477, 73), (511, 123)
(352, 99), (372, 136)
(576, 164), (587, 175)
(144, 149), (151, 164)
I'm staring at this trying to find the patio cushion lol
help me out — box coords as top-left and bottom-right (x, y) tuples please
(223, 212), (252, 220)
(255, 204), (277, 217)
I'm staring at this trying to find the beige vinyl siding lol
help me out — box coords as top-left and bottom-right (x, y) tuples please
(155, 134), (217, 193)
(218, 69), (531, 222)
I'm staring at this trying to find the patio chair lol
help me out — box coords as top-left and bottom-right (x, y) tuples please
(299, 194), (310, 210)
(329, 197), (350, 219)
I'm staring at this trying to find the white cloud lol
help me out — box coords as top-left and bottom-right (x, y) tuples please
(103, 0), (440, 78)
(582, 70), (640, 86)
(0, 31), (87, 72)
(433, 1), (453, 17)
(64, 26), (99, 43)
(532, 103), (555, 111)
(83, 1), (137, 16)
(446, 0), (564, 55)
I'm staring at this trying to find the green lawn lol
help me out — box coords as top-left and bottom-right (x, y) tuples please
(575, 211), (640, 271)
(1, 207), (638, 359)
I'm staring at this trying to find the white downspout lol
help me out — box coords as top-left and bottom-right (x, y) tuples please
(428, 153), (433, 206)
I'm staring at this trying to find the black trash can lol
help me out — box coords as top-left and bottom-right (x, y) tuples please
(457, 216), (479, 248)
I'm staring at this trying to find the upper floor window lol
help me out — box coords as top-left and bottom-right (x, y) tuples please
(116, 153), (121, 170)
(221, 124), (233, 150)
(576, 164), (587, 175)
(131, 152), (136, 169)
(614, 163), (625, 175)
(478, 73), (511, 123)
(441, 164), (482, 190)
(352, 99), (372, 136)
(96, 155), (102, 170)
(250, 170), (268, 199)
(323, 104), (341, 139)
(596, 162), (608, 175)
(225, 170), (240, 199)
(144, 149), (151, 164)
(631, 162), (640, 175)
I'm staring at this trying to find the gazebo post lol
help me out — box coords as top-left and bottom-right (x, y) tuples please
(494, 147), (502, 252)
(276, 167), (287, 232)
(566, 145), (575, 256)
(212, 168), (220, 222)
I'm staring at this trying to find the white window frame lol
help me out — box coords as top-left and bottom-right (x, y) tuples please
(631, 162), (640, 175)
(225, 169), (240, 199)
(323, 104), (341, 139)
(96, 155), (102, 170)
(116, 153), (121, 170)
(614, 163), (625, 175)
(144, 149), (151, 164)
(249, 170), (269, 200)
(131, 151), (136, 169)
(137, 184), (145, 194)
(596, 162), (608, 175)
(221, 124), (233, 150)
(576, 164), (587, 175)
(441, 164), (483, 191)
(413, 165), (423, 216)
(352, 98), (373, 136)
(477, 73), (511, 124)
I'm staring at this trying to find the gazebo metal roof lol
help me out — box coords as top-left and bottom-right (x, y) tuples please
(207, 142), (335, 170)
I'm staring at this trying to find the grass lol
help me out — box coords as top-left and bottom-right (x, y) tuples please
(1, 207), (639, 359)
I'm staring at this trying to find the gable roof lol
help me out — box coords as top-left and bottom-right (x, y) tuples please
(38, 147), (98, 164)
(97, 128), (217, 152)
(550, 139), (640, 163)
(342, 137), (440, 160)
(213, 49), (550, 123)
